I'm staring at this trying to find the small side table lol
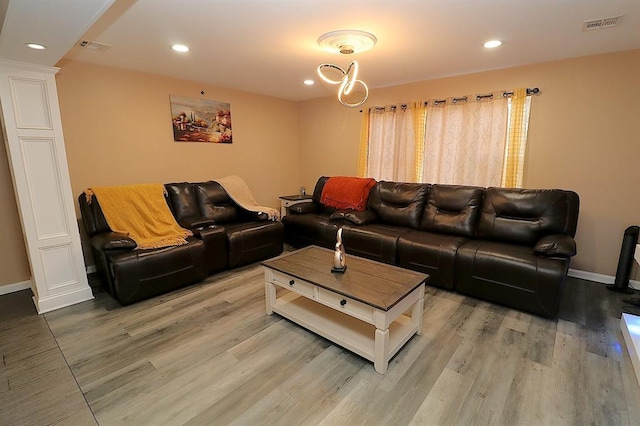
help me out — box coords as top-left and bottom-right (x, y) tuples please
(279, 194), (313, 218)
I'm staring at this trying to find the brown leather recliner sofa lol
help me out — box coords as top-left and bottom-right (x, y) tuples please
(283, 176), (579, 318)
(79, 181), (283, 305)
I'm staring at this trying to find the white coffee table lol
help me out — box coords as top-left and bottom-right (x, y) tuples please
(263, 246), (428, 374)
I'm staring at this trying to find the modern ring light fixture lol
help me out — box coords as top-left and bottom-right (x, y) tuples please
(317, 30), (377, 108)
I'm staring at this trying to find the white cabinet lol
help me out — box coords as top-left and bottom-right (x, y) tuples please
(0, 60), (93, 313)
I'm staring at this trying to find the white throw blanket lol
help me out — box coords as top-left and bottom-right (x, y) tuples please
(212, 175), (280, 221)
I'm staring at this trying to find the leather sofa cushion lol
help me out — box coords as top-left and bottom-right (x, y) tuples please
(397, 230), (469, 289)
(368, 182), (428, 229)
(341, 223), (409, 265)
(282, 213), (338, 249)
(477, 188), (573, 246)
(224, 221), (284, 269)
(165, 182), (199, 222)
(456, 240), (570, 317)
(109, 236), (208, 305)
(420, 185), (484, 237)
(195, 181), (239, 223)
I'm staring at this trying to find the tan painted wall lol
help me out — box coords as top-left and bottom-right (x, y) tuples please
(0, 133), (31, 286)
(299, 49), (640, 277)
(56, 61), (301, 207)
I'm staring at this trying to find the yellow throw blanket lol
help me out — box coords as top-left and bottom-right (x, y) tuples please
(85, 184), (192, 250)
(212, 175), (280, 221)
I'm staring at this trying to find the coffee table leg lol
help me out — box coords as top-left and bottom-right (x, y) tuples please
(413, 290), (424, 335)
(374, 328), (390, 374)
(265, 282), (275, 315)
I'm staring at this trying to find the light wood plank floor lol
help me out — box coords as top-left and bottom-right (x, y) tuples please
(1, 263), (639, 425)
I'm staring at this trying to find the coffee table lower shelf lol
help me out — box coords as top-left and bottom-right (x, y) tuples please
(270, 290), (422, 373)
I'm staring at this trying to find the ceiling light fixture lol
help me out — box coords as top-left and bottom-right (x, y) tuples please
(25, 43), (46, 50)
(316, 30), (376, 108)
(303, 79), (315, 86)
(483, 40), (502, 48)
(172, 44), (189, 53)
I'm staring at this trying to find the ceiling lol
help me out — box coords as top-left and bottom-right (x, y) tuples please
(1, 0), (639, 102)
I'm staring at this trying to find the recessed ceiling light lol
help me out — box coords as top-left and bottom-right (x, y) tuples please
(483, 40), (502, 48)
(172, 44), (189, 53)
(303, 80), (315, 86)
(25, 43), (46, 50)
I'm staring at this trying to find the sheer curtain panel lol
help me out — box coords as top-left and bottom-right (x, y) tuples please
(366, 104), (420, 182)
(421, 93), (508, 187)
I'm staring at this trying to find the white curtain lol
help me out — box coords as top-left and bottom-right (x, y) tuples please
(367, 105), (417, 182)
(421, 93), (508, 187)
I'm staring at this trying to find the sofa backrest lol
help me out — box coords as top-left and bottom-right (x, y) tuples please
(368, 181), (428, 228)
(477, 187), (580, 245)
(194, 181), (239, 223)
(312, 176), (330, 204)
(78, 193), (111, 236)
(165, 182), (200, 222)
(420, 185), (484, 238)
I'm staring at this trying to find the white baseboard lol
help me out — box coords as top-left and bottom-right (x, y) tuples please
(32, 286), (94, 314)
(568, 268), (640, 290)
(0, 279), (32, 296)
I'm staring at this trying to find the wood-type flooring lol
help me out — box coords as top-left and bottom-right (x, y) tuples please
(1, 262), (639, 425)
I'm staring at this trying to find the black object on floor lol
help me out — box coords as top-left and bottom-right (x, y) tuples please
(608, 225), (639, 294)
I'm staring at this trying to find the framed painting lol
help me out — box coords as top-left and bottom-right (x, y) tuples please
(170, 95), (232, 143)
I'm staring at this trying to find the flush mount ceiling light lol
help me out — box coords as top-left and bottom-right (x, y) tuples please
(483, 40), (503, 48)
(172, 44), (189, 53)
(316, 30), (376, 108)
(317, 30), (377, 55)
(25, 43), (46, 50)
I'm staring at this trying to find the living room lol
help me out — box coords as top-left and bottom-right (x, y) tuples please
(1, 0), (640, 424)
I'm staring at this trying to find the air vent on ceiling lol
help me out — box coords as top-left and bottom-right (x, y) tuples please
(582, 15), (623, 31)
(78, 40), (112, 51)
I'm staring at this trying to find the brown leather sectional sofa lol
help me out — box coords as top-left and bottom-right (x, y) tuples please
(79, 181), (283, 305)
(283, 177), (579, 318)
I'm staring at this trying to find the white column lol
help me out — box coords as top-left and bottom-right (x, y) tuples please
(0, 60), (93, 313)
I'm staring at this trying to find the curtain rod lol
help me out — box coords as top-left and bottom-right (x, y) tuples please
(361, 87), (540, 112)
(427, 87), (540, 106)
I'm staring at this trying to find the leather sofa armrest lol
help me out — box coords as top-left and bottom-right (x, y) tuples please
(534, 234), (577, 258)
(255, 212), (270, 221)
(238, 210), (270, 221)
(288, 202), (318, 214)
(344, 210), (378, 225)
(330, 209), (378, 225)
(91, 232), (137, 251)
(178, 217), (216, 229)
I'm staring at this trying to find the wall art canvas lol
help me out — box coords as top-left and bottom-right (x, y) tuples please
(170, 95), (232, 143)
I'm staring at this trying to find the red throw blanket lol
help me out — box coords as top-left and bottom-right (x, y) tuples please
(320, 176), (377, 211)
